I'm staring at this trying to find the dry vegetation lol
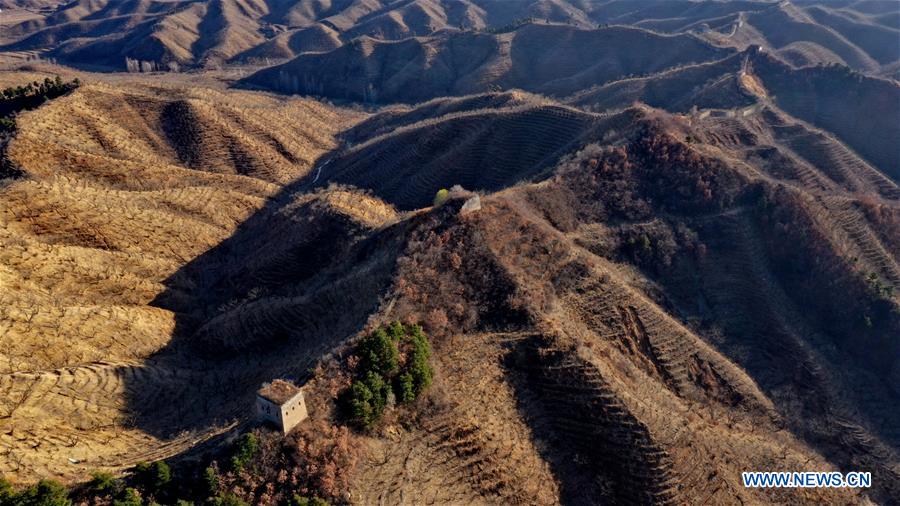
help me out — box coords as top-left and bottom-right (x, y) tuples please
(0, 73), (362, 483)
(287, 95), (897, 504)
(0, 6), (898, 498)
(336, 173), (890, 503)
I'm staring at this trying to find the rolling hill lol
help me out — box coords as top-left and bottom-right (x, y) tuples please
(240, 23), (732, 102)
(255, 92), (900, 505)
(0, 73), (898, 504)
(0, 1), (898, 504)
(571, 45), (900, 184)
(1, 0), (897, 75)
(0, 75), (361, 482)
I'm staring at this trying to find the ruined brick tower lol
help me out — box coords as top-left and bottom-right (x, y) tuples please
(256, 379), (308, 433)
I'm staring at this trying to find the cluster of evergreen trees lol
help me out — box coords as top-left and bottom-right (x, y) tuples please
(0, 479), (70, 506)
(346, 322), (434, 429)
(1, 76), (78, 101)
(0, 76), (81, 132)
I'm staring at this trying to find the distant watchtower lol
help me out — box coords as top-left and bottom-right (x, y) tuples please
(256, 380), (308, 434)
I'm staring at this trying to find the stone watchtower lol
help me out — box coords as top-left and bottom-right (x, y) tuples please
(256, 379), (308, 433)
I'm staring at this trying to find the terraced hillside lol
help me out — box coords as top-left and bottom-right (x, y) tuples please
(569, 45), (900, 187)
(0, 67), (898, 505)
(0, 76), (361, 481)
(231, 11), (900, 190)
(0, 0), (622, 68)
(751, 51), (900, 181)
(570, 50), (755, 113)
(0, 6), (898, 499)
(0, 0), (61, 10)
(332, 117), (897, 505)
(648, 0), (900, 75)
(331, 103), (898, 505)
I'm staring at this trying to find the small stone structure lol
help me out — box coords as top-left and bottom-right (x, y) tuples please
(446, 185), (481, 215)
(256, 379), (308, 433)
(460, 194), (481, 214)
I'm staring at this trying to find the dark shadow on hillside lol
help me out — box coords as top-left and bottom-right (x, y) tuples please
(122, 97), (619, 440)
(315, 104), (639, 211)
(751, 51), (900, 182)
(125, 150), (407, 441)
(501, 345), (607, 505)
(161, 101), (205, 169)
(501, 335), (645, 505)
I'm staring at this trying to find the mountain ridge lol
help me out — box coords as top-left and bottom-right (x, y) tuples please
(0, 1), (898, 503)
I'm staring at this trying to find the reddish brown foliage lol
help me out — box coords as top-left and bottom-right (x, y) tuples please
(390, 211), (528, 341)
(629, 128), (743, 212)
(210, 422), (360, 504)
(557, 126), (742, 224)
(286, 421), (360, 499)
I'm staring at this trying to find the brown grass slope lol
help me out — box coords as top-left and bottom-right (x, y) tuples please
(0, 0), (187, 43)
(0, 0), (63, 8)
(229, 23), (342, 64)
(3, 0), (897, 77)
(0, 77), (359, 482)
(532, 0), (898, 74)
(339, 145), (893, 505)
(751, 50), (900, 183)
(140, 169), (894, 504)
(116, 95), (899, 503)
(775, 40), (850, 68)
(1, 0), (598, 67)
(340, 89), (543, 141)
(2, 0), (273, 68)
(805, 5), (900, 65)
(610, 0), (899, 75)
(589, 0), (758, 31)
(738, 2), (881, 72)
(0, 73), (898, 505)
